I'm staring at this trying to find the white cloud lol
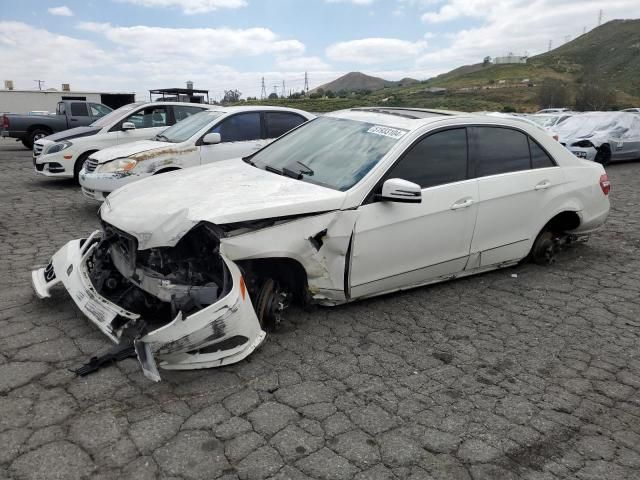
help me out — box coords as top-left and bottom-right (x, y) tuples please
(119, 0), (247, 14)
(326, 38), (428, 64)
(47, 6), (74, 16)
(77, 22), (305, 60)
(276, 56), (331, 72)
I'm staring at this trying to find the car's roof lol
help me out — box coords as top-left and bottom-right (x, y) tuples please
(208, 105), (313, 116)
(326, 107), (474, 130)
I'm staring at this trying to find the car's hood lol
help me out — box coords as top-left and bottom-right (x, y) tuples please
(46, 126), (101, 142)
(101, 159), (347, 249)
(91, 140), (170, 163)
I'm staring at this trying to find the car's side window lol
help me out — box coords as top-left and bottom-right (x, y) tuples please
(211, 112), (261, 143)
(385, 128), (468, 189)
(70, 103), (89, 117)
(124, 106), (169, 129)
(265, 112), (306, 138)
(529, 138), (556, 169)
(473, 127), (530, 177)
(173, 105), (205, 122)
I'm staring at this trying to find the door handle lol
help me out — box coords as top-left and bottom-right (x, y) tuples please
(70, 118), (78, 122)
(451, 198), (474, 210)
(535, 180), (551, 190)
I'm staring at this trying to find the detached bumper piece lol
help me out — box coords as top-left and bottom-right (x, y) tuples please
(73, 342), (136, 376)
(31, 229), (267, 382)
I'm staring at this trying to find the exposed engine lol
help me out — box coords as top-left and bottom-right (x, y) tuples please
(87, 222), (231, 327)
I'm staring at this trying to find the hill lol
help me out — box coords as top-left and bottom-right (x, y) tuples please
(313, 71), (419, 93)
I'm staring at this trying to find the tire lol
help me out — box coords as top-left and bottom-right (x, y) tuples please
(26, 128), (51, 150)
(594, 144), (611, 166)
(74, 152), (92, 183)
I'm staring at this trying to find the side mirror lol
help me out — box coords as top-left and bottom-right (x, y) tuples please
(376, 178), (422, 203)
(122, 122), (136, 131)
(202, 132), (221, 145)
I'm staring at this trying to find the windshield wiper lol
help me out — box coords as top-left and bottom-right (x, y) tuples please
(293, 160), (314, 176)
(265, 164), (284, 176)
(155, 134), (169, 142)
(242, 157), (256, 166)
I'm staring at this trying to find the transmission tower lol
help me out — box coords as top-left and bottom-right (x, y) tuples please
(598, 9), (603, 26)
(272, 85), (279, 97)
(547, 40), (552, 52)
(260, 77), (267, 100)
(282, 80), (286, 98)
(304, 71), (309, 92)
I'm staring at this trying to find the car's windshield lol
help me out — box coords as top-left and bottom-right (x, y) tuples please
(157, 110), (223, 143)
(530, 115), (559, 127)
(251, 116), (405, 191)
(90, 103), (139, 127)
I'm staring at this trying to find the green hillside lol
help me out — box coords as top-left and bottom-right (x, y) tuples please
(238, 19), (640, 113)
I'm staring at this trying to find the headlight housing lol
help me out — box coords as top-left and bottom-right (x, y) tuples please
(96, 158), (138, 173)
(45, 140), (72, 154)
(571, 140), (594, 148)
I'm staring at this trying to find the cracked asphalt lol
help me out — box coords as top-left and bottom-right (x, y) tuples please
(1, 138), (639, 480)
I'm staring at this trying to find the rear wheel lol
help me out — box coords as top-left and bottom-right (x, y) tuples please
(594, 144), (611, 166)
(25, 128), (51, 150)
(531, 230), (556, 265)
(21, 139), (31, 149)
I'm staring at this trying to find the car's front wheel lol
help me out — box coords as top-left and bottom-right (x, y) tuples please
(595, 144), (611, 166)
(25, 128), (51, 150)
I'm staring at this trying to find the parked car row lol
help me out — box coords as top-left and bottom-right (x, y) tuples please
(30, 106), (612, 380)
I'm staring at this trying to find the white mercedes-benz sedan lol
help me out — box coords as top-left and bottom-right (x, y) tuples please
(32, 107), (610, 381)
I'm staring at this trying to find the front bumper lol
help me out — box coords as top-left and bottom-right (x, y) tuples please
(31, 230), (266, 380)
(79, 169), (140, 202)
(34, 149), (75, 178)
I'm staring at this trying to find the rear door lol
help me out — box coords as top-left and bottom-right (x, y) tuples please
(68, 102), (91, 127)
(468, 126), (565, 267)
(199, 112), (263, 164)
(264, 111), (307, 143)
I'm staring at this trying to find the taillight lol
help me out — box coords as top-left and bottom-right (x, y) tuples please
(599, 174), (610, 195)
(1, 115), (8, 129)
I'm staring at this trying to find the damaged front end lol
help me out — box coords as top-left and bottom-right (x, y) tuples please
(31, 222), (265, 381)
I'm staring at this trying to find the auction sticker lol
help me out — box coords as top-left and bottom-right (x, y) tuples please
(367, 125), (407, 139)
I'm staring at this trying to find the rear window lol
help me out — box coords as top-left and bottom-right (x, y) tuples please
(70, 103), (89, 116)
(474, 127), (530, 176)
(265, 112), (306, 138)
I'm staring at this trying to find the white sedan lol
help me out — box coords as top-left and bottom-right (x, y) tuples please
(33, 101), (214, 180)
(79, 106), (315, 201)
(33, 107), (610, 380)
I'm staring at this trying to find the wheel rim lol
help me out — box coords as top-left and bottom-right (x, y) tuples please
(34, 133), (46, 141)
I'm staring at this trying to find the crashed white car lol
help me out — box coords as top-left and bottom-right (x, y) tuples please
(79, 106), (314, 201)
(553, 112), (640, 165)
(33, 102), (214, 180)
(527, 113), (574, 130)
(32, 108), (611, 380)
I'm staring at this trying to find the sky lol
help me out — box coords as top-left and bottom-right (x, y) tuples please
(1, 0), (639, 100)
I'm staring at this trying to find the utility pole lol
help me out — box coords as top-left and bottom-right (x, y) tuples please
(34, 80), (44, 90)
(304, 71), (309, 93)
(548, 40), (552, 52)
(583, 26), (586, 35)
(282, 80), (286, 99)
(260, 77), (267, 100)
(598, 9), (603, 26)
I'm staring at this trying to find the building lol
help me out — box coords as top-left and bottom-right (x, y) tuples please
(149, 87), (209, 104)
(0, 84), (135, 114)
(493, 54), (528, 65)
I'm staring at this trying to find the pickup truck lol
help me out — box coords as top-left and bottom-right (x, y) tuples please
(1, 100), (112, 149)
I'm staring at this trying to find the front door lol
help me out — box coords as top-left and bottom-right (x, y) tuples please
(200, 112), (266, 164)
(350, 128), (479, 299)
(116, 105), (170, 144)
